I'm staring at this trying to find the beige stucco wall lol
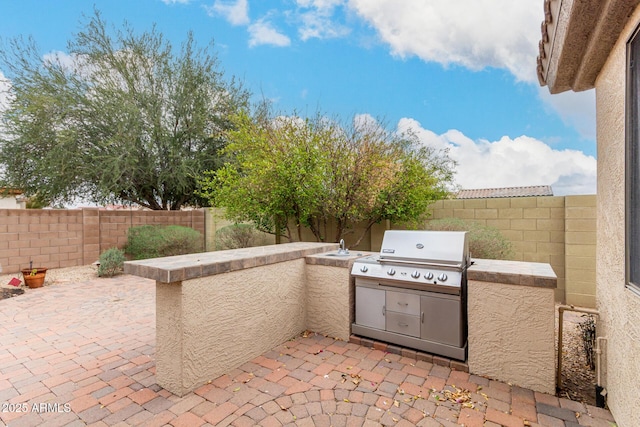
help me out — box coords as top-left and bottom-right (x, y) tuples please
(0, 196), (24, 209)
(467, 279), (556, 394)
(306, 264), (353, 341)
(155, 259), (307, 396)
(594, 6), (640, 427)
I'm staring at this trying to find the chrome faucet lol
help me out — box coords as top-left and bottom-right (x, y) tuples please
(338, 239), (349, 255)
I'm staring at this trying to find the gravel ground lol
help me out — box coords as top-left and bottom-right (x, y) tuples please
(556, 306), (597, 405)
(0, 266), (597, 404)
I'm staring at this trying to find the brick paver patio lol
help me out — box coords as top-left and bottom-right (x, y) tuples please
(0, 275), (616, 426)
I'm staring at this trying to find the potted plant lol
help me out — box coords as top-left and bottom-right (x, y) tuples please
(21, 262), (48, 289)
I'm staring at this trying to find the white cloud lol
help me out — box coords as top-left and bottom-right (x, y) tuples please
(398, 118), (596, 196)
(295, 0), (350, 40)
(538, 88), (596, 141)
(248, 19), (291, 47)
(348, 0), (541, 83)
(161, 0), (190, 4)
(205, 0), (249, 26)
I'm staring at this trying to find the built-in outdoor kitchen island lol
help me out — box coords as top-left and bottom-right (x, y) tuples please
(125, 239), (557, 397)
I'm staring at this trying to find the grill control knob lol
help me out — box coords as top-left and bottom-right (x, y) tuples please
(437, 273), (448, 282)
(424, 272), (434, 280)
(411, 270), (420, 279)
(387, 268), (396, 276)
(360, 265), (368, 273)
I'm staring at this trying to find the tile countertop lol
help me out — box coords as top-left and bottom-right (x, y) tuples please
(124, 242), (336, 283)
(305, 251), (376, 268)
(467, 258), (557, 289)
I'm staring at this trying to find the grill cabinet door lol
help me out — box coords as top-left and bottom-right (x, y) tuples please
(355, 286), (385, 330)
(420, 293), (463, 347)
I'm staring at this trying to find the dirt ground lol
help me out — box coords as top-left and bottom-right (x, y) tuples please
(0, 266), (597, 404)
(556, 307), (597, 405)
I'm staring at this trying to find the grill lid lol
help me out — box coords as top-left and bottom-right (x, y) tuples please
(379, 230), (469, 267)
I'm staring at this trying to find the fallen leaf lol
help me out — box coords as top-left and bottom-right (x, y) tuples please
(393, 400), (400, 408)
(233, 387), (240, 392)
(343, 399), (350, 403)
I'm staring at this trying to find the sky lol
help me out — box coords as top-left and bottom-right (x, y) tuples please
(0, 0), (597, 195)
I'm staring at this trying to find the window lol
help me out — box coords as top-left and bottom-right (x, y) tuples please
(627, 25), (640, 292)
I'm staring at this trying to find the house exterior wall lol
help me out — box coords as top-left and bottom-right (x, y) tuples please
(0, 196), (25, 209)
(594, 5), (640, 427)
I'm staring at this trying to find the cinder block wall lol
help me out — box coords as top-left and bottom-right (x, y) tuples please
(426, 195), (596, 306)
(563, 196), (596, 307)
(0, 208), (205, 275)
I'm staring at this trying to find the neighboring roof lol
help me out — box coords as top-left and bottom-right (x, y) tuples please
(537, 0), (640, 94)
(455, 185), (553, 199)
(0, 188), (24, 196)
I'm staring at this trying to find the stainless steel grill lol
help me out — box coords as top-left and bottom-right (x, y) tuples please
(351, 230), (470, 360)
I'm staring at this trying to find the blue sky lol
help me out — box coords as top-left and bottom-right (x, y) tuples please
(0, 0), (597, 195)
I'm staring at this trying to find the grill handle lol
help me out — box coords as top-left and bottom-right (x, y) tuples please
(378, 259), (464, 270)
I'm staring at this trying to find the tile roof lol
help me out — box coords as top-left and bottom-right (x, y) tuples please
(455, 185), (553, 199)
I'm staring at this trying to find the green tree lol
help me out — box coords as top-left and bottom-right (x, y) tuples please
(200, 108), (455, 245)
(0, 11), (248, 209)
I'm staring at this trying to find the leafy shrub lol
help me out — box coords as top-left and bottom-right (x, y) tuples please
(98, 248), (126, 277)
(215, 223), (270, 250)
(125, 225), (203, 260)
(425, 217), (514, 260)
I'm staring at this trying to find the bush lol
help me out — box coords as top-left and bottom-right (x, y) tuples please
(215, 223), (270, 250)
(98, 248), (126, 277)
(425, 217), (514, 260)
(125, 225), (203, 260)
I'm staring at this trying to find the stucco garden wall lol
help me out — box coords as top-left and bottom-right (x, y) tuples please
(156, 259), (308, 396)
(467, 260), (556, 394)
(305, 256), (358, 341)
(593, 6), (640, 427)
